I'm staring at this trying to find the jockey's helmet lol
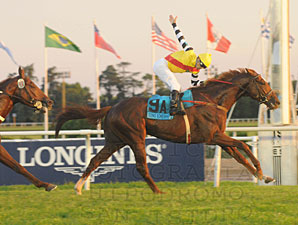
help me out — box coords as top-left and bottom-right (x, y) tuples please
(197, 53), (212, 68)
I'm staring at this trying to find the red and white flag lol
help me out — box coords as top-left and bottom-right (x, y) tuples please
(152, 20), (178, 52)
(94, 24), (121, 59)
(207, 16), (231, 53)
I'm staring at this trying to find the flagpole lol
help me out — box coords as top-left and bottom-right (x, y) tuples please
(260, 10), (267, 78)
(205, 13), (211, 79)
(44, 24), (49, 138)
(258, 10), (267, 125)
(151, 16), (156, 95)
(94, 20), (101, 131)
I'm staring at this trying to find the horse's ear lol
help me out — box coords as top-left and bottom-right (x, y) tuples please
(18, 67), (25, 79)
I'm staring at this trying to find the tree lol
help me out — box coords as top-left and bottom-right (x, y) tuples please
(100, 62), (144, 106)
(100, 65), (121, 105)
(141, 73), (169, 97)
(116, 62), (143, 97)
(52, 82), (94, 131)
(6, 65), (94, 126)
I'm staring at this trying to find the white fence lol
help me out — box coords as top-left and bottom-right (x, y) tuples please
(215, 126), (298, 187)
(1, 125), (298, 188)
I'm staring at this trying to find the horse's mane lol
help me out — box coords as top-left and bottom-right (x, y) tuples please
(206, 68), (246, 84)
(0, 77), (15, 87)
(189, 68), (247, 90)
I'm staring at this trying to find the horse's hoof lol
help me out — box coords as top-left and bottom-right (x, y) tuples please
(74, 187), (82, 195)
(264, 176), (276, 184)
(74, 185), (82, 195)
(45, 184), (57, 192)
(154, 190), (166, 194)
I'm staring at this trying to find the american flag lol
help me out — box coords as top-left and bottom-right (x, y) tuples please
(152, 21), (178, 52)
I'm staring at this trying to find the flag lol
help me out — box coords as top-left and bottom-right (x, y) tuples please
(0, 41), (18, 65)
(94, 24), (121, 59)
(289, 35), (295, 48)
(207, 16), (231, 53)
(261, 18), (270, 39)
(45, 26), (81, 52)
(152, 20), (178, 52)
(260, 19), (295, 48)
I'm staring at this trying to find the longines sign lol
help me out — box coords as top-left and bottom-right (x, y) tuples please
(0, 138), (204, 185)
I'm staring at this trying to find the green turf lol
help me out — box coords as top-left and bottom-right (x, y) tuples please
(0, 181), (297, 225)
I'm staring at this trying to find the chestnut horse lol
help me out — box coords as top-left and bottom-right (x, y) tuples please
(55, 68), (280, 195)
(0, 67), (56, 191)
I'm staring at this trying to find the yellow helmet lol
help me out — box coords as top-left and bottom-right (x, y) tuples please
(198, 53), (212, 68)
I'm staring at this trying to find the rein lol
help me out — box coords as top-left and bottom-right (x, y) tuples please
(181, 100), (228, 112)
(207, 74), (273, 104)
(208, 79), (233, 85)
(185, 73), (273, 109)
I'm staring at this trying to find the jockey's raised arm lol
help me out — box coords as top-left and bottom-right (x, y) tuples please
(153, 15), (212, 116)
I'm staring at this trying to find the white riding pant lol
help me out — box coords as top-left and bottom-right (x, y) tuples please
(153, 58), (181, 92)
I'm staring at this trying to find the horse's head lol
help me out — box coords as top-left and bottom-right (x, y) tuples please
(10, 67), (53, 113)
(242, 68), (280, 110)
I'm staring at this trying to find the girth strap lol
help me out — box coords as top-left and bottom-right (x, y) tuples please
(183, 114), (191, 144)
(180, 102), (191, 144)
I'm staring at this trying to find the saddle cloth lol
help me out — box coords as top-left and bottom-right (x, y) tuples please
(147, 89), (194, 120)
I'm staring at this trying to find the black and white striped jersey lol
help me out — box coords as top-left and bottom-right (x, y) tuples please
(172, 23), (193, 52)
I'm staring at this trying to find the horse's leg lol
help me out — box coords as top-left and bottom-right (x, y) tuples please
(213, 132), (274, 183)
(222, 146), (257, 177)
(0, 145), (56, 191)
(130, 142), (163, 194)
(75, 143), (124, 195)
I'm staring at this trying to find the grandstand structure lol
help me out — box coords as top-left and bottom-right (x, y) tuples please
(258, 0), (297, 185)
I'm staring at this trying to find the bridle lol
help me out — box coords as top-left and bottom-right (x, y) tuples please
(210, 71), (273, 105)
(249, 74), (273, 104)
(0, 77), (45, 110)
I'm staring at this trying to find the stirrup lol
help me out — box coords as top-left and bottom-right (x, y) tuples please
(170, 101), (185, 116)
(170, 109), (178, 116)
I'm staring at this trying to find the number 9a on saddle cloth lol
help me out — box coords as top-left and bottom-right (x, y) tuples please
(147, 90), (194, 120)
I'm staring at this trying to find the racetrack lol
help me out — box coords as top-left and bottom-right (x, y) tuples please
(205, 158), (253, 181)
(0, 181), (297, 225)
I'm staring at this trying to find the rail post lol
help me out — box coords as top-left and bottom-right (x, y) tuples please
(251, 136), (259, 183)
(84, 133), (91, 190)
(213, 145), (222, 187)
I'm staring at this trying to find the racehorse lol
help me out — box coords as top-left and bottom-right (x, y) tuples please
(0, 67), (56, 191)
(55, 68), (280, 195)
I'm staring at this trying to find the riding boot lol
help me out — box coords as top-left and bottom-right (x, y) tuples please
(170, 90), (186, 116)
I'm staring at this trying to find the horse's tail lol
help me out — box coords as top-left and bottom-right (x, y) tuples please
(55, 106), (112, 138)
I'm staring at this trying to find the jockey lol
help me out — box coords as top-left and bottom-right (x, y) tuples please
(153, 15), (212, 116)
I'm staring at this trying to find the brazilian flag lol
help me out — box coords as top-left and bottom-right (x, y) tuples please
(45, 26), (81, 52)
